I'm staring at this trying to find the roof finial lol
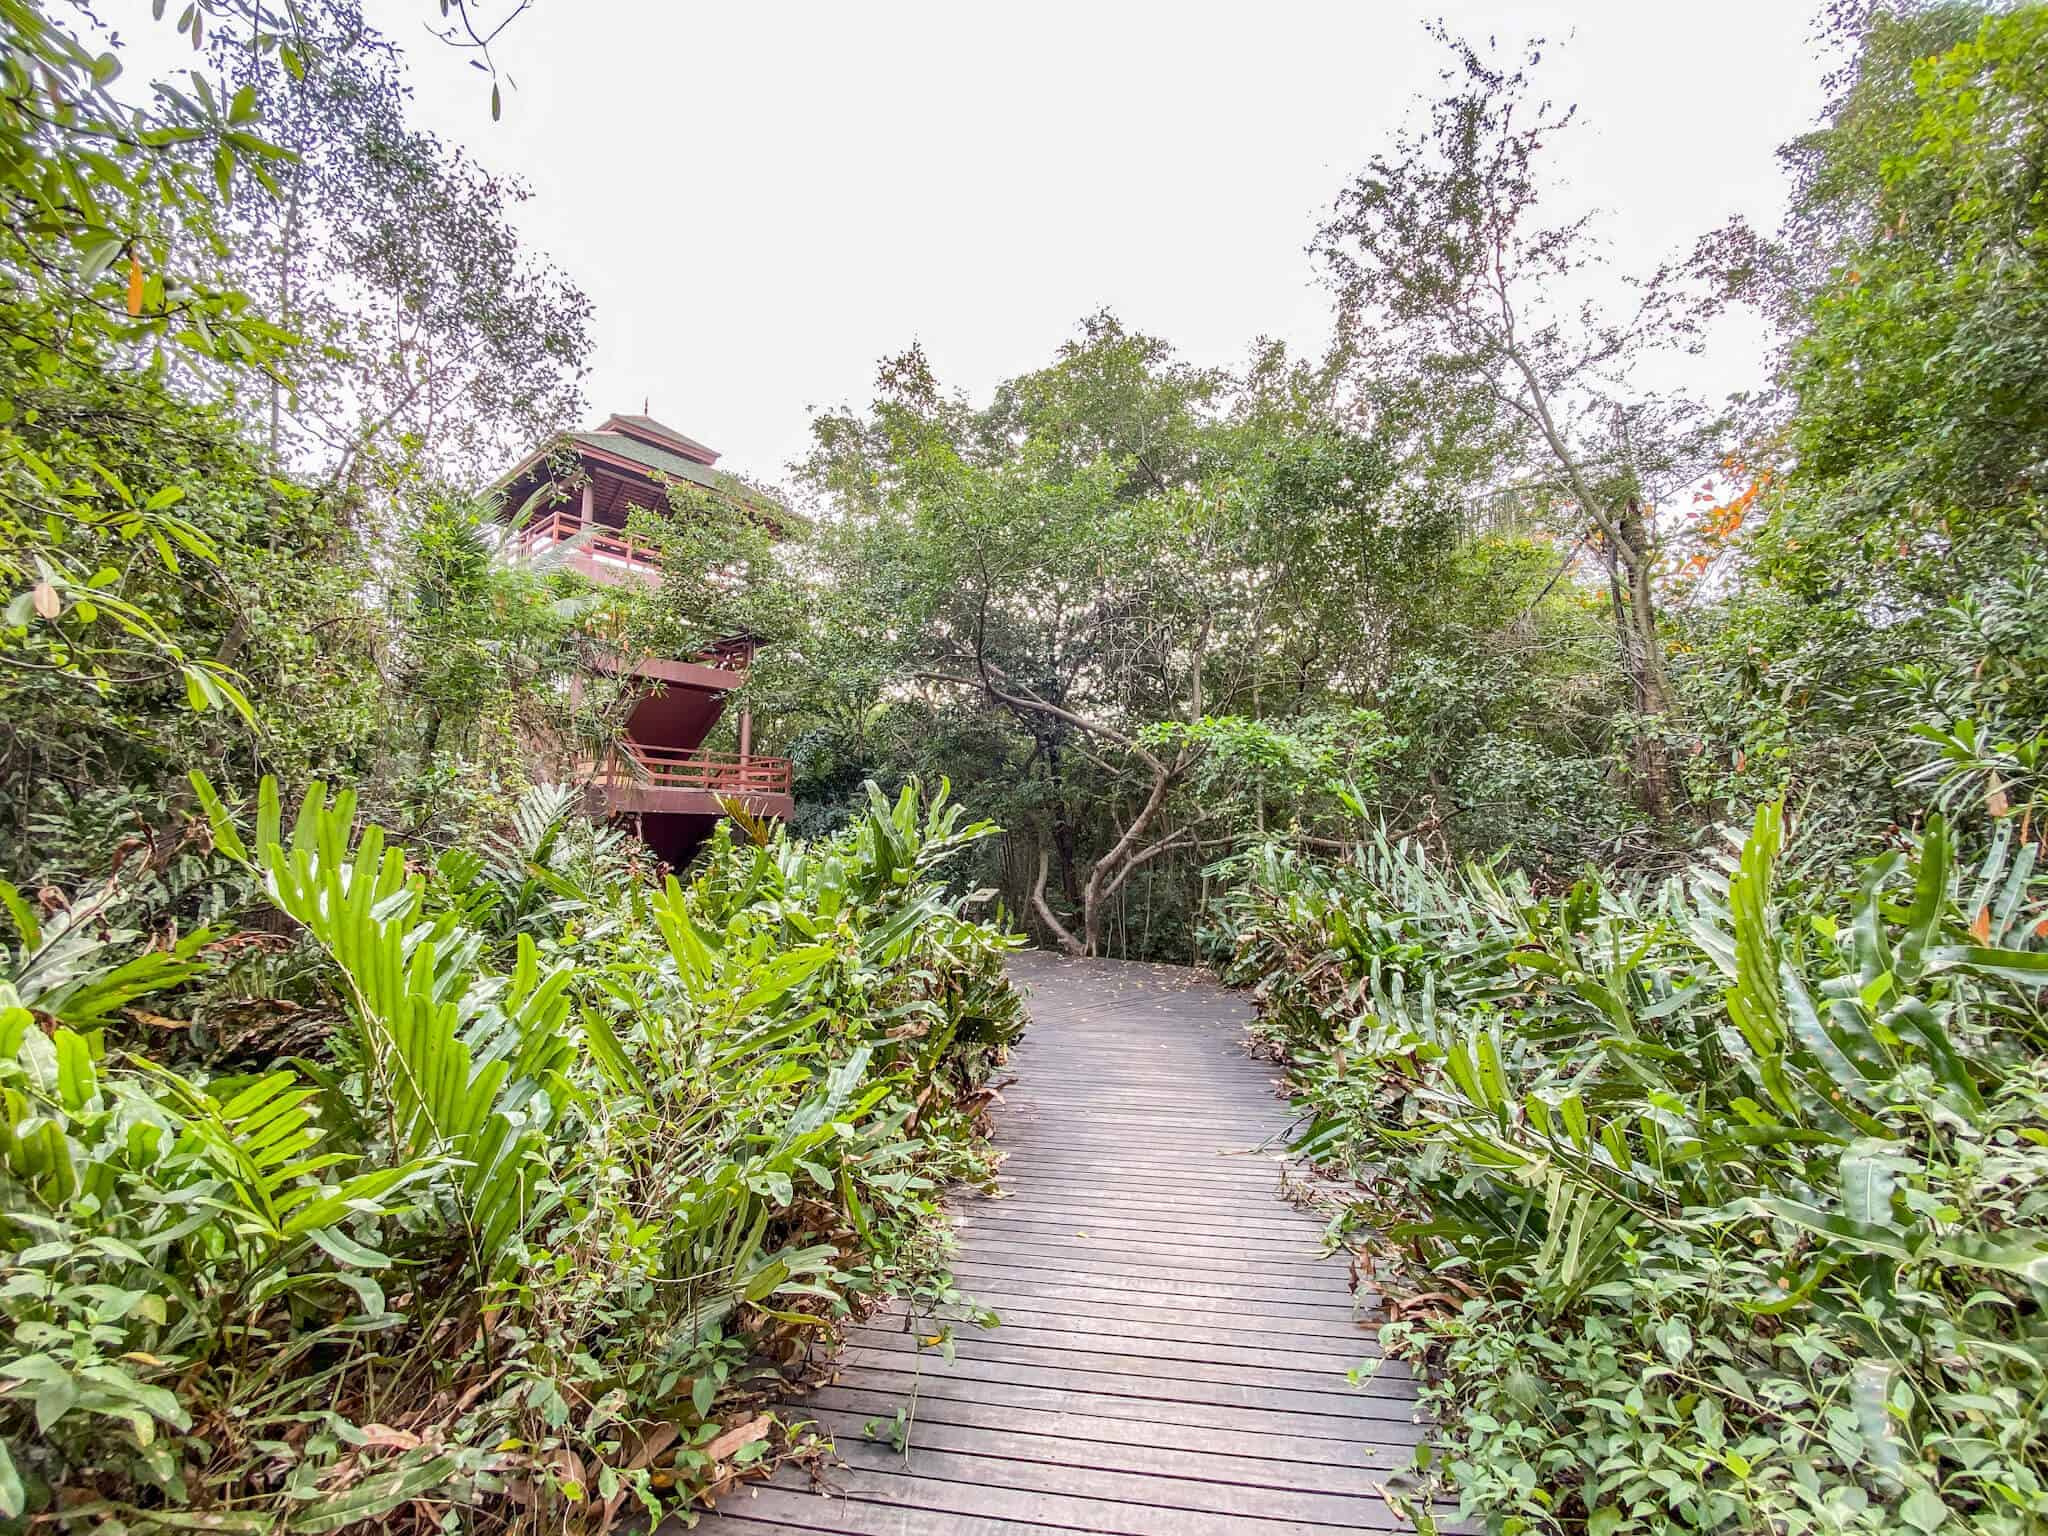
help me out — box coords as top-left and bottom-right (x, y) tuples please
(642, 395), (649, 416)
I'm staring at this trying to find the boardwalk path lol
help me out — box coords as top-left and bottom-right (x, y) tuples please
(690, 951), (1435, 1534)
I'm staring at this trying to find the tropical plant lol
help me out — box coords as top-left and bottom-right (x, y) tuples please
(1218, 772), (2048, 1533)
(1, 774), (1023, 1528)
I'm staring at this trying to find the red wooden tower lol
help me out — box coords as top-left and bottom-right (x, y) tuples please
(492, 412), (793, 863)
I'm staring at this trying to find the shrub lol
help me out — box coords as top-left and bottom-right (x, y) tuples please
(1216, 796), (2048, 1534)
(1, 779), (1022, 1529)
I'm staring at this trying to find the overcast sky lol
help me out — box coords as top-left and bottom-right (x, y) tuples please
(321, 2), (1832, 488)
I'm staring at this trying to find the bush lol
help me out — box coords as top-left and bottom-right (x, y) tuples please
(0, 779), (1022, 1530)
(1216, 794), (2048, 1534)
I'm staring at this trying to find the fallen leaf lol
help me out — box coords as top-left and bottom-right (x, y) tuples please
(703, 1414), (771, 1464)
(123, 1009), (189, 1032)
(31, 582), (60, 619)
(360, 1424), (421, 1451)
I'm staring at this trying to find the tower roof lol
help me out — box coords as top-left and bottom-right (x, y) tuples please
(595, 413), (719, 465)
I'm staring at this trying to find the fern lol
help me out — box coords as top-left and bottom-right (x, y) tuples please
(191, 774), (575, 1274)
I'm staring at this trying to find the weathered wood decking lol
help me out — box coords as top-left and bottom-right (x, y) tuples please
(690, 951), (1438, 1534)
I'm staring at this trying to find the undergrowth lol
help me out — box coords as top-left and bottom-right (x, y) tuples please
(0, 778), (1023, 1531)
(1217, 801), (2048, 1535)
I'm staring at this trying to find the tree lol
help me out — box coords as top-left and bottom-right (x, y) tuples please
(208, 0), (593, 485)
(801, 326), (1209, 955)
(1313, 28), (1726, 818)
(801, 316), (1456, 955)
(1678, 1), (2048, 850)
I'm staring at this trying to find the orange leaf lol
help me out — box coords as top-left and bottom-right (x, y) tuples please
(702, 1414), (771, 1463)
(1971, 905), (1992, 944)
(31, 581), (59, 619)
(126, 252), (144, 316)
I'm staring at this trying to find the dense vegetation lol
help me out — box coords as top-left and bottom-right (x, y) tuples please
(1220, 801), (2045, 1533)
(2, 0), (2043, 1530)
(3, 776), (1023, 1527)
(0, 3), (1020, 1528)
(1194, 7), (2048, 1532)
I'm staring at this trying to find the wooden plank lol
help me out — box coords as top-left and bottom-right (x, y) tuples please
(795, 1384), (1430, 1459)
(845, 1327), (1411, 1390)
(823, 1437), (1410, 1527)
(956, 1230), (1340, 1271)
(939, 1245), (1359, 1291)
(836, 1344), (1421, 1418)
(956, 1211), (1337, 1257)
(691, 1489), (1081, 1535)
(799, 1366), (1417, 1445)
(953, 1278), (1379, 1329)
(687, 954), (1435, 1536)
(990, 1155), (1298, 1185)
(947, 1259), (1364, 1309)
(801, 1407), (1402, 1495)
(968, 1192), (1320, 1229)
(743, 1455), (1428, 1534)
(962, 1187), (1324, 1224)
(850, 1319), (1390, 1376)
(962, 1302), (1384, 1358)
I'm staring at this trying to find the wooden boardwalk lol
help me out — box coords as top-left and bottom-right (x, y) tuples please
(689, 951), (1438, 1534)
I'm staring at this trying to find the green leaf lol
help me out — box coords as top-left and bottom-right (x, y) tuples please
(0, 879), (41, 948)
(306, 1226), (392, 1271)
(286, 1453), (459, 1531)
(1839, 1139), (1902, 1227)
(1899, 1484), (1950, 1533)
(0, 1436), (23, 1519)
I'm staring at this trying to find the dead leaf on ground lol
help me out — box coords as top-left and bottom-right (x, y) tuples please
(703, 1413), (772, 1464)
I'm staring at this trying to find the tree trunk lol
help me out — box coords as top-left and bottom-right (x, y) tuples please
(1612, 497), (1675, 818)
(1044, 736), (1082, 902)
(1506, 345), (1681, 822)
(1031, 845), (1085, 956)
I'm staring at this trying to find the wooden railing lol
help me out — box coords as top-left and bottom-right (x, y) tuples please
(696, 638), (756, 672)
(587, 743), (792, 797)
(505, 510), (662, 579)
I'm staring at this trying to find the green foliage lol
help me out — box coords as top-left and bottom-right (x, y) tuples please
(1140, 709), (1406, 837)
(1, 775), (1023, 1528)
(1681, 3), (2048, 868)
(0, 0), (608, 884)
(794, 314), (1467, 956)
(1218, 787), (2048, 1534)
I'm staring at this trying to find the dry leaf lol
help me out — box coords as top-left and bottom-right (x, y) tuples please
(623, 1421), (680, 1473)
(123, 1009), (189, 1032)
(702, 1413), (771, 1463)
(31, 582), (59, 620)
(1972, 904), (1993, 944)
(126, 252), (144, 316)
(360, 1424), (421, 1451)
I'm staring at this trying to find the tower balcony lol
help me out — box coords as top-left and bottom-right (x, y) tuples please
(581, 743), (794, 821)
(503, 510), (662, 590)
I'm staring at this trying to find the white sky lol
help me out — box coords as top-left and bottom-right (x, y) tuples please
(162, 2), (1837, 490)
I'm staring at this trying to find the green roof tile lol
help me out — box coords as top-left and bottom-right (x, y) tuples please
(572, 431), (785, 513)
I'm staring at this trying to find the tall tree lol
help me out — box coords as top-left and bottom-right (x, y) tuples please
(1313, 29), (1724, 817)
(209, 0), (592, 485)
(802, 316), (1450, 955)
